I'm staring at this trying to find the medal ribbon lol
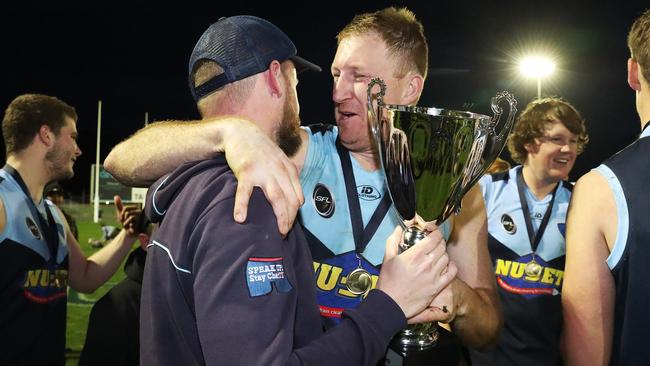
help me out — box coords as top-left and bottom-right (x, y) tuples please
(516, 167), (559, 254)
(3, 164), (60, 260)
(335, 139), (391, 257)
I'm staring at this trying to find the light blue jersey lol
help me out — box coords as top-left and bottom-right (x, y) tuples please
(299, 125), (451, 324)
(0, 167), (69, 363)
(595, 126), (650, 270)
(479, 166), (569, 267)
(0, 169), (68, 264)
(472, 166), (571, 366)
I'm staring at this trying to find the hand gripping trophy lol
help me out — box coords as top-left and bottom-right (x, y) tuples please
(367, 78), (517, 365)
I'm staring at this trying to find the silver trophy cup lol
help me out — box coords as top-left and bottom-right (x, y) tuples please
(367, 78), (517, 356)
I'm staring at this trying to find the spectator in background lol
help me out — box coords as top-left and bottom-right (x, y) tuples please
(471, 97), (588, 366)
(88, 205), (125, 248)
(88, 224), (118, 248)
(44, 181), (79, 240)
(80, 213), (152, 366)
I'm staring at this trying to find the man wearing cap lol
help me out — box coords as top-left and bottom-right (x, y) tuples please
(138, 16), (456, 366)
(107, 7), (500, 354)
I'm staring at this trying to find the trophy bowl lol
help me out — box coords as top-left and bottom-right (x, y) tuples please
(367, 78), (516, 354)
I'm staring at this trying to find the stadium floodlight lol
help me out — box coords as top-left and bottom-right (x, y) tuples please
(519, 55), (556, 100)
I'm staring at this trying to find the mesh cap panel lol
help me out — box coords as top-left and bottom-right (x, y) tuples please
(188, 16), (321, 101)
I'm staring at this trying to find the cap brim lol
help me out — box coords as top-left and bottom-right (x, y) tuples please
(291, 55), (322, 74)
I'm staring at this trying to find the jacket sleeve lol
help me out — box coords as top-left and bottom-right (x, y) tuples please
(191, 188), (406, 366)
(290, 290), (407, 366)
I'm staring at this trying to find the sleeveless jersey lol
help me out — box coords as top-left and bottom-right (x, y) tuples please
(472, 166), (571, 366)
(596, 126), (650, 366)
(299, 125), (451, 326)
(0, 168), (69, 365)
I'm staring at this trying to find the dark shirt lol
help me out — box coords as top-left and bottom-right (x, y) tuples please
(140, 157), (406, 366)
(602, 133), (650, 366)
(61, 209), (78, 240)
(79, 247), (146, 366)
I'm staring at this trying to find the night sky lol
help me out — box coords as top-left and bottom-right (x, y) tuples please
(1, 1), (647, 198)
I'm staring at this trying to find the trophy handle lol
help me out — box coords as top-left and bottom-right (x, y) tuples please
(367, 77), (407, 218)
(367, 77), (387, 139)
(460, 91), (517, 199)
(488, 91), (518, 158)
(366, 80), (420, 247)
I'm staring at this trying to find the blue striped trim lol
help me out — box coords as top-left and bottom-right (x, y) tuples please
(152, 175), (171, 216)
(641, 125), (650, 139)
(593, 165), (629, 269)
(147, 240), (191, 274)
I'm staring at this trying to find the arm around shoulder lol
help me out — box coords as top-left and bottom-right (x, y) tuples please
(104, 118), (227, 187)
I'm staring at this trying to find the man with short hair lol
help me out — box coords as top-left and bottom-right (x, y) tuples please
(106, 7), (501, 351)
(138, 16), (456, 366)
(474, 97), (588, 366)
(562, 8), (650, 365)
(0, 94), (139, 365)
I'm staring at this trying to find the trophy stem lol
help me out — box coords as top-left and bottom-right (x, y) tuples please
(393, 322), (439, 351)
(400, 226), (427, 251)
(394, 225), (440, 351)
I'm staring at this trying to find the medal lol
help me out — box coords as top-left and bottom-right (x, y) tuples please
(515, 168), (559, 282)
(336, 139), (391, 298)
(346, 267), (372, 295)
(524, 260), (543, 278)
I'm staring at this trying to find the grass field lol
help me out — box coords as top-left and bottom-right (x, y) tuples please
(63, 203), (134, 365)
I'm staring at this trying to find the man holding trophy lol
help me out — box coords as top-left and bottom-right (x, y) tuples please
(106, 7), (503, 364)
(138, 15), (460, 365)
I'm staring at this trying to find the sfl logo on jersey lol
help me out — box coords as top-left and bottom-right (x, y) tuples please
(501, 214), (516, 234)
(25, 217), (42, 240)
(313, 183), (335, 218)
(357, 185), (381, 201)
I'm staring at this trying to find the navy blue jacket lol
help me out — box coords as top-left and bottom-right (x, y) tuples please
(140, 156), (406, 365)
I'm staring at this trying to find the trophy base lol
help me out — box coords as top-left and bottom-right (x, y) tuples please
(383, 326), (461, 366)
